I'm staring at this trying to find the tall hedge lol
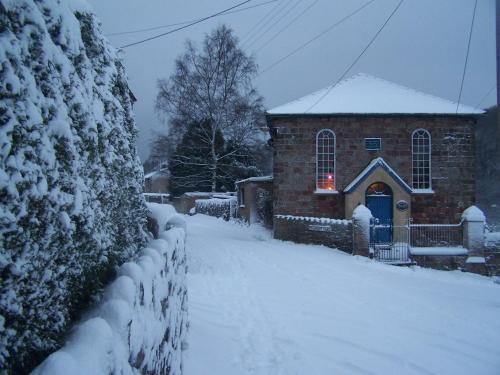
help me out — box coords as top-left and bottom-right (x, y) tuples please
(0, 0), (148, 372)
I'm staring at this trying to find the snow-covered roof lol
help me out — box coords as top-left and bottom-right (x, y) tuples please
(344, 157), (412, 194)
(235, 176), (273, 185)
(267, 73), (483, 115)
(144, 169), (168, 180)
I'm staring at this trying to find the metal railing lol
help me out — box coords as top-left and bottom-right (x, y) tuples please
(370, 218), (464, 264)
(409, 219), (463, 248)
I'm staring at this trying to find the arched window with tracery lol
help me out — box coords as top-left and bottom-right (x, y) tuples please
(316, 129), (336, 191)
(412, 129), (431, 190)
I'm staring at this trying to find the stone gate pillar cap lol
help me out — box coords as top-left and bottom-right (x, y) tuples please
(353, 204), (373, 219)
(461, 205), (486, 222)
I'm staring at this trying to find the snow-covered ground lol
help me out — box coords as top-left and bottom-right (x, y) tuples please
(184, 214), (500, 375)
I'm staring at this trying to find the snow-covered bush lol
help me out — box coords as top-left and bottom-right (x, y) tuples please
(31, 226), (188, 375)
(195, 197), (237, 221)
(0, 0), (147, 372)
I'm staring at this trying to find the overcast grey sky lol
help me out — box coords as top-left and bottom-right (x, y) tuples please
(87, 0), (496, 162)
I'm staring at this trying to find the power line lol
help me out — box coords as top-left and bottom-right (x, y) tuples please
(242, 0), (295, 47)
(456, 0), (478, 113)
(244, 0), (302, 49)
(475, 83), (496, 109)
(239, 0), (286, 44)
(253, 0), (320, 53)
(106, 0), (279, 37)
(258, 0), (376, 76)
(119, 0), (253, 49)
(306, 0), (404, 112)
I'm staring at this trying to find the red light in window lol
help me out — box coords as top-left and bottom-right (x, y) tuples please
(321, 173), (335, 190)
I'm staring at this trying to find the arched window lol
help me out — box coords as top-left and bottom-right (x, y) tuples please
(316, 129), (336, 191)
(412, 129), (431, 190)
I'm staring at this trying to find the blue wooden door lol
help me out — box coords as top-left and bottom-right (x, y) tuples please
(366, 182), (393, 243)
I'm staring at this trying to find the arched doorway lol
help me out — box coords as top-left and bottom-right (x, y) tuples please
(366, 182), (393, 242)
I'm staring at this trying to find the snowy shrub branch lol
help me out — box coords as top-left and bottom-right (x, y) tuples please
(0, 0), (147, 372)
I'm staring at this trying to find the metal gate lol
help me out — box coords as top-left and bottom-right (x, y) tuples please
(369, 218), (410, 264)
(369, 219), (464, 264)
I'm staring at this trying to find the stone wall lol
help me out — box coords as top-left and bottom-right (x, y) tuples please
(32, 218), (188, 375)
(274, 215), (353, 253)
(410, 255), (467, 271)
(268, 115), (476, 223)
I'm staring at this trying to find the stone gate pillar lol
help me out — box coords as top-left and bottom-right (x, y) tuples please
(352, 205), (373, 257)
(462, 206), (487, 275)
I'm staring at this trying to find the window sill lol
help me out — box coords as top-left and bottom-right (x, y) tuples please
(314, 189), (339, 195)
(412, 189), (434, 195)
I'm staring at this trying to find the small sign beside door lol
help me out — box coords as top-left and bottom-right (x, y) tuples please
(396, 200), (409, 211)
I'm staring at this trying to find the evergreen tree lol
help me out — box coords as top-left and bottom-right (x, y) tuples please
(169, 120), (224, 196)
(217, 140), (260, 192)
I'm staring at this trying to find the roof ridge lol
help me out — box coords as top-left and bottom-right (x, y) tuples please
(266, 73), (362, 113)
(267, 72), (483, 115)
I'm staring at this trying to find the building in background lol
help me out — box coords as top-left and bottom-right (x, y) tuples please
(236, 176), (273, 226)
(267, 73), (483, 235)
(144, 163), (169, 194)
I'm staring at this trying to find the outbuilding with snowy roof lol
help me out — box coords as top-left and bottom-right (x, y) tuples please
(267, 73), (482, 235)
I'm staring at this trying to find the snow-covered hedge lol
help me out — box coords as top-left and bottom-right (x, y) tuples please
(195, 197), (237, 221)
(0, 1), (147, 371)
(31, 224), (188, 375)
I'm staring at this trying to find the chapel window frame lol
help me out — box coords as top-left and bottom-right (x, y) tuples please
(411, 128), (432, 191)
(315, 129), (337, 193)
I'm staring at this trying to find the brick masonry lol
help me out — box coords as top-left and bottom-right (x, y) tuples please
(268, 115), (477, 223)
(274, 216), (353, 253)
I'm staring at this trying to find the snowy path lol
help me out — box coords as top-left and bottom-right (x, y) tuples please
(183, 214), (500, 375)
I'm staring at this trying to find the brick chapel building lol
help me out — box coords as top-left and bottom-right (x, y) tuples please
(266, 73), (483, 227)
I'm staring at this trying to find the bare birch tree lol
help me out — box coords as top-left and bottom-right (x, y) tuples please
(156, 24), (265, 192)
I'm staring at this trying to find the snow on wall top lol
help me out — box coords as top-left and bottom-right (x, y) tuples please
(183, 192), (212, 197)
(267, 73), (484, 115)
(275, 214), (351, 225)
